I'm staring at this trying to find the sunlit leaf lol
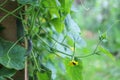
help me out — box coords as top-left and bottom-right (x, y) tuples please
(49, 8), (60, 19)
(41, 0), (60, 19)
(37, 71), (51, 80)
(36, 64), (52, 80)
(59, 0), (73, 15)
(50, 18), (65, 33)
(64, 58), (83, 80)
(98, 46), (115, 61)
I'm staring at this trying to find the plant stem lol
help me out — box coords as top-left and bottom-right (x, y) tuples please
(25, 60), (28, 80)
(32, 51), (41, 71)
(36, 34), (72, 57)
(0, 0), (8, 7)
(40, 27), (71, 49)
(72, 39), (76, 60)
(0, 7), (21, 19)
(0, 4), (24, 23)
(77, 40), (102, 59)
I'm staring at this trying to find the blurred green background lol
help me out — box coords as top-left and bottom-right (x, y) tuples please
(72, 0), (120, 80)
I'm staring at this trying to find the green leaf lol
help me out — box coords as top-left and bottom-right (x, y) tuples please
(0, 77), (5, 80)
(59, 0), (73, 15)
(17, 0), (37, 5)
(64, 58), (83, 80)
(49, 8), (60, 19)
(98, 31), (107, 42)
(36, 64), (52, 80)
(0, 38), (26, 70)
(42, 0), (57, 7)
(65, 14), (86, 48)
(50, 18), (65, 33)
(98, 46), (115, 61)
(0, 67), (16, 78)
(65, 14), (81, 36)
(41, 0), (60, 19)
(37, 71), (51, 80)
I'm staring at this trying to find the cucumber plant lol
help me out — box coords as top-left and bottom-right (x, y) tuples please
(0, 0), (114, 80)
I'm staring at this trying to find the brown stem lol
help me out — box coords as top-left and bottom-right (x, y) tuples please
(24, 5), (28, 80)
(25, 59), (28, 80)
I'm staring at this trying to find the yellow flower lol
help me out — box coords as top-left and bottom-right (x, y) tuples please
(69, 60), (78, 66)
(70, 47), (74, 51)
(41, 18), (46, 23)
(40, 18), (46, 23)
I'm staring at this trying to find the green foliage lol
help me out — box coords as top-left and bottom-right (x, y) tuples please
(64, 58), (83, 80)
(36, 65), (51, 80)
(1, 0), (114, 79)
(98, 46), (115, 61)
(0, 77), (5, 80)
(99, 31), (107, 42)
(41, 0), (60, 19)
(0, 67), (16, 78)
(59, 0), (73, 16)
(50, 18), (65, 33)
(17, 0), (38, 5)
(0, 38), (26, 70)
(15, 0), (84, 79)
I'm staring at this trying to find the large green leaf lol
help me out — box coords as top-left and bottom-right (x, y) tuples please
(65, 14), (86, 48)
(65, 14), (81, 38)
(0, 38), (26, 70)
(0, 67), (16, 78)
